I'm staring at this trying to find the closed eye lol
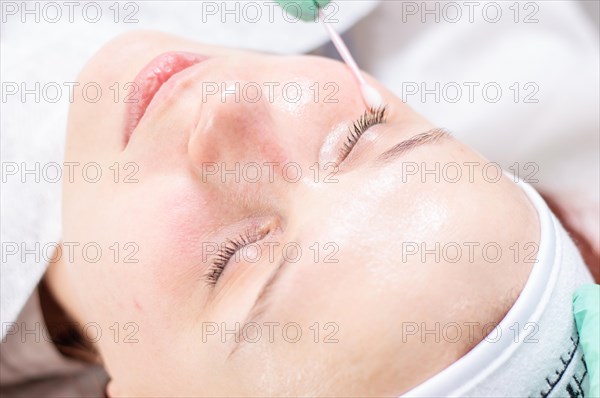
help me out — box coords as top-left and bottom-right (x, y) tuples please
(204, 228), (264, 287)
(337, 106), (387, 164)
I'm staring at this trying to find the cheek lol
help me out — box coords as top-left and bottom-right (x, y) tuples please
(64, 175), (223, 391)
(64, 173), (220, 328)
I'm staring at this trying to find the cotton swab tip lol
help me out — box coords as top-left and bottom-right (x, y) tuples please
(361, 83), (384, 110)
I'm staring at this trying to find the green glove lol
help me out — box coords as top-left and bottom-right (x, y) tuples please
(275, 0), (331, 22)
(573, 284), (600, 398)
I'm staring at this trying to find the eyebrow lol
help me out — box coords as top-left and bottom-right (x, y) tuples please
(376, 128), (451, 163)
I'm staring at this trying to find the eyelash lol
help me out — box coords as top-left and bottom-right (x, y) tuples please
(339, 106), (387, 163)
(205, 230), (260, 287)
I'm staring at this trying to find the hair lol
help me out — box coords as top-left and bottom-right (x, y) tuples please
(39, 277), (100, 364)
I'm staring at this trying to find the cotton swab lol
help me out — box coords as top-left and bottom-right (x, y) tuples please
(319, 9), (384, 109)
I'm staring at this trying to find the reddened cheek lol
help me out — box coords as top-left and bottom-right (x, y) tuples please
(155, 180), (218, 253)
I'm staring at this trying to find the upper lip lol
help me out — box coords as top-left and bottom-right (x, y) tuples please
(123, 51), (209, 145)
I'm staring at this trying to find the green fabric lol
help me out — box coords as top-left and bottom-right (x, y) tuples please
(274, 0), (331, 21)
(573, 284), (600, 398)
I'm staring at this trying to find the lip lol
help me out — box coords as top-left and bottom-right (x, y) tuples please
(124, 51), (209, 145)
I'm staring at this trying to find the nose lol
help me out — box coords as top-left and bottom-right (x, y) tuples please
(188, 81), (300, 209)
(189, 88), (286, 167)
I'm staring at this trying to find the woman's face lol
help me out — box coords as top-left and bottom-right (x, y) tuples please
(60, 32), (538, 397)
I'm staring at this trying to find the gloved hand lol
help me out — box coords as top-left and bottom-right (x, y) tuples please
(274, 0), (331, 21)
